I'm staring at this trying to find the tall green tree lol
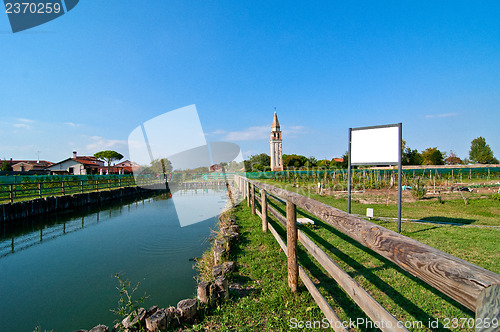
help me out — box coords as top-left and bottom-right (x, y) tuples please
(469, 137), (498, 164)
(421, 147), (445, 165)
(93, 150), (124, 166)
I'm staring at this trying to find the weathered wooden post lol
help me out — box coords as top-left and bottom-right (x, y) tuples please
(287, 200), (298, 293)
(80, 180), (84, 193)
(261, 188), (268, 233)
(476, 283), (500, 332)
(9, 184), (13, 203)
(251, 184), (255, 215)
(246, 181), (250, 207)
(61, 181), (65, 195)
(38, 183), (42, 198)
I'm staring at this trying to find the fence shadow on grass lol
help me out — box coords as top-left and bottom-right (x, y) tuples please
(419, 216), (476, 225)
(266, 197), (472, 330)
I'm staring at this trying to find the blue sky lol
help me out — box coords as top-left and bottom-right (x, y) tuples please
(1, 1), (499, 163)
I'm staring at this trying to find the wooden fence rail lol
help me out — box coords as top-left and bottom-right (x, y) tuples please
(235, 175), (500, 332)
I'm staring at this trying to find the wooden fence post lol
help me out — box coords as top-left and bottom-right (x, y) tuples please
(9, 184), (13, 203)
(246, 181), (250, 207)
(261, 189), (268, 232)
(251, 184), (255, 215)
(476, 284), (500, 332)
(80, 180), (84, 193)
(38, 183), (42, 198)
(61, 181), (65, 195)
(287, 201), (298, 293)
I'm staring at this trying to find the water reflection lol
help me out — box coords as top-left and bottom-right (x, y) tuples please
(0, 189), (227, 332)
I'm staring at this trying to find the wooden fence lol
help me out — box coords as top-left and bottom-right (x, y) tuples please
(0, 176), (163, 203)
(234, 175), (500, 332)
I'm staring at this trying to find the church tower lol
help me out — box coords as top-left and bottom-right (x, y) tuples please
(270, 110), (283, 171)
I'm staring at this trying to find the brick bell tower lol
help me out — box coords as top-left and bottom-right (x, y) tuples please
(270, 110), (283, 171)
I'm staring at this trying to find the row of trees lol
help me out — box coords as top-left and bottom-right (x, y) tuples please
(244, 136), (498, 171)
(402, 137), (498, 166)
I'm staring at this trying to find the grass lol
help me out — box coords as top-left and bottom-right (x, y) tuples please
(182, 181), (499, 331)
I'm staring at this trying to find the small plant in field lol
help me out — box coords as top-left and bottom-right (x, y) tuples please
(492, 193), (500, 201)
(410, 177), (427, 200)
(111, 273), (149, 331)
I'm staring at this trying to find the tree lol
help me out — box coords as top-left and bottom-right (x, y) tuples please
(94, 150), (124, 167)
(402, 148), (423, 165)
(340, 151), (349, 169)
(244, 153), (270, 171)
(445, 151), (462, 165)
(316, 159), (330, 169)
(421, 147), (445, 165)
(469, 137), (498, 164)
(1, 161), (12, 171)
(283, 154), (306, 169)
(147, 158), (173, 175)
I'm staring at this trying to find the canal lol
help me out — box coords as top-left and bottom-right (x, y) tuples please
(0, 188), (228, 332)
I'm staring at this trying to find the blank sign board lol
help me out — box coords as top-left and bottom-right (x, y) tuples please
(351, 125), (400, 165)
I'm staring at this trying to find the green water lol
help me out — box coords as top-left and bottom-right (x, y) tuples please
(0, 189), (228, 332)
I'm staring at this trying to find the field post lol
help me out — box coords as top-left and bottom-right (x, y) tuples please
(261, 188), (268, 232)
(251, 184), (255, 215)
(9, 184), (13, 203)
(80, 180), (84, 193)
(287, 200), (298, 293)
(38, 183), (42, 198)
(61, 181), (65, 195)
(119, 178), (121, 188)
(475, 284), (500, 332)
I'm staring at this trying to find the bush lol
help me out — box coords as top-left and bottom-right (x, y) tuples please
(410, 177), (427, 200)
(492, 193), (500, 201)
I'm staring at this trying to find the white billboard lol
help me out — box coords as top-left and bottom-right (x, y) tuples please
(350, 124), (400, 165)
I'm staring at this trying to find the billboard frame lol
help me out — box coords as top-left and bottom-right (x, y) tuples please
(348, 123), (403, 233)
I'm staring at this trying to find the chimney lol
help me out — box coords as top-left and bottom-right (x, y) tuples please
(73, 151), (77, 159)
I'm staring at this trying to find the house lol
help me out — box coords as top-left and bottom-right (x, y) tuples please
(97, 160), (141, 175)
(46, 151), (104, 175)
(9, 160), (53, 172)
(209, 164), (223, 172)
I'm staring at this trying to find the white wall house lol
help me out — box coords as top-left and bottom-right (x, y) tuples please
(46, 152), (104, 175)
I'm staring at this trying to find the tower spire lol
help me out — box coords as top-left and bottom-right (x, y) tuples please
(272, 108), (280, 130)
(270, 109), (283, 171)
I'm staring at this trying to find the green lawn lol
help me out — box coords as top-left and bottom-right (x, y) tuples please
(184, 182), (499, 331)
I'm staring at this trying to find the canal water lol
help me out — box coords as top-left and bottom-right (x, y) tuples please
(0, 188), (228, 332)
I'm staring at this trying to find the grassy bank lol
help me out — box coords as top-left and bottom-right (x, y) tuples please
(183, 184), (498, 331)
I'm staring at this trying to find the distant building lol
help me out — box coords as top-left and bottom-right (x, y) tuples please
(9, 160), (53, 172)
(209, 164), (223, 172)
(101, 160), (141, 174)
(46, 151), (104, 175)
(270, 111), (283, 171)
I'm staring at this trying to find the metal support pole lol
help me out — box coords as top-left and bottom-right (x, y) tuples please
(348, 128), (352, 214)
(397, 123), (403, 233)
